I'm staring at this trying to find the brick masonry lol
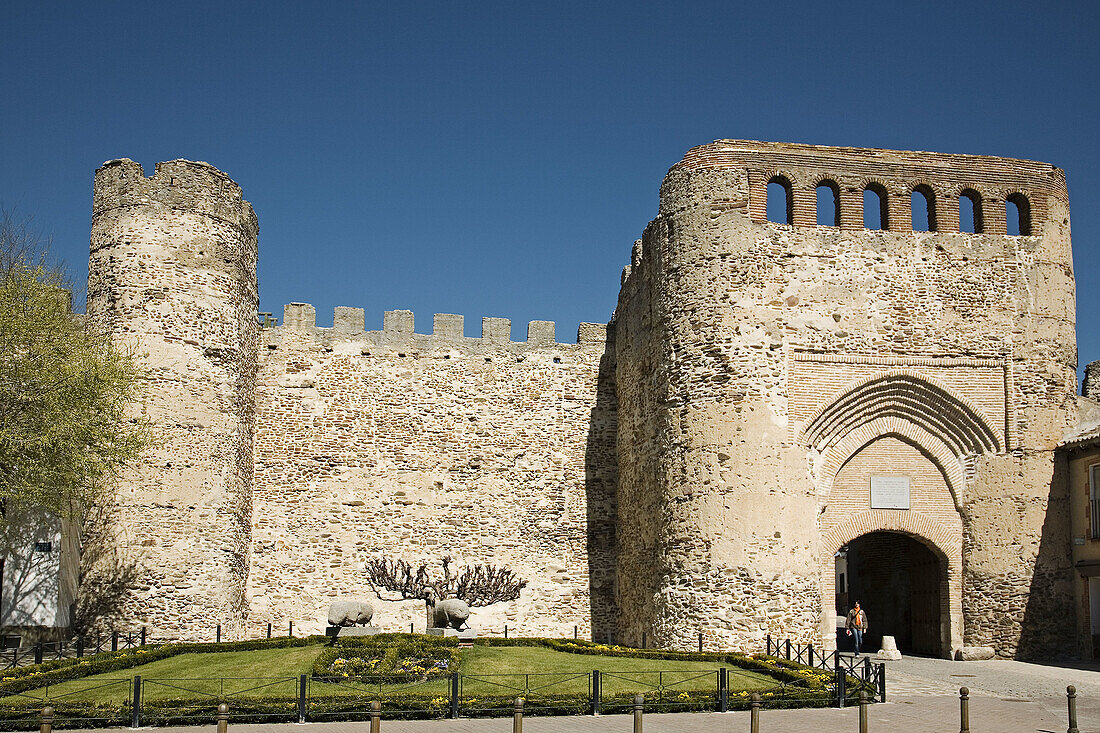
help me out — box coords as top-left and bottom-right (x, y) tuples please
(89, 139), (1081, 659)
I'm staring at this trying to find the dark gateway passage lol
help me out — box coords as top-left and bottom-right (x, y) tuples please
(839, 531), (943, 656)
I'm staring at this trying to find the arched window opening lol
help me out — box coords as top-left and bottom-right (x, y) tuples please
(1006, 193), (1031, 236)
(911, 185), (937, 232)
(959, 189), (984, 233)
(816, 180), (840, 226)
(767, 176), (793, 224)
(863, 183), (888, 230)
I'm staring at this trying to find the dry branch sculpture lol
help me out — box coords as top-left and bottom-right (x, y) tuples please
(365, 555), (527, 628)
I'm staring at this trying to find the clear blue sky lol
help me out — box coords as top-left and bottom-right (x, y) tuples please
(3, 1), (1099, 375)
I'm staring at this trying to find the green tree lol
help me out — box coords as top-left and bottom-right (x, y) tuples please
(0, 213), (148, 631)
(0, 214), (147, 520)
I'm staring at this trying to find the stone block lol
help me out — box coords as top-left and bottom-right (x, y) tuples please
(954, 646), (995, 661)
(333, 306), (365, 333)
(284, 303), (316, 330)
(875, 635), (902, 660)
(482, 317), (511, 342)
(384, 310), (414, 333)
(527, 320), (555, 344)
(433, 313), (464, 339)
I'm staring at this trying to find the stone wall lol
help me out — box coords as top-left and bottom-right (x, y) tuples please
(246, 307), (617, 638)
(87, 142), (1079, 659)
(614, 140), (1077, 658)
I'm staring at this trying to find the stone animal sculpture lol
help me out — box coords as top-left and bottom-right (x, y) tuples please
(327, 599), (375, 627)
(432, 598), (471, 630)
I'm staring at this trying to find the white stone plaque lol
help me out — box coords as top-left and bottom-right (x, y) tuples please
(870, 475), (910, 509)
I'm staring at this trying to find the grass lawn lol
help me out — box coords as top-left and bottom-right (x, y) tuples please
(3, 642), (777, 705)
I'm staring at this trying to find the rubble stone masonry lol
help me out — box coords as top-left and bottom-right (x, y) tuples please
(90, 140), (1080, 658)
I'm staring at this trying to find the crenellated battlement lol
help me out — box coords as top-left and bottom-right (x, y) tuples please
(272, 303), (612, 351)
(664, 139), (1067, 235)
(93, 158), (258, 236)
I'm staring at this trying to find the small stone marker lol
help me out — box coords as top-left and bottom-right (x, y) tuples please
(955, 646), (995, 661)
(876, 635), (902, 660)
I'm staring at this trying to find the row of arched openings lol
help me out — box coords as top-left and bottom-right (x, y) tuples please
(766, 177), (1032, 235)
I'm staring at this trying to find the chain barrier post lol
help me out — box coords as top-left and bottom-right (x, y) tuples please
(298, 673), (308, 723)
(835, 653), (846, 708)
(1068, 685), (1079, 733)
(718, 667), (728, 712)
(959, 686), (970, 733)
(513, 697), (524, 733)
(39, 706), (53, 733)
(449, 672), (459, 719)
(369, 700), (381, 733)
(591, 669), (601, 715)
(633, 694), (643, 733)
(859, 690), (868, 733)
(131, 675), (142, 728)
(750, 693), (761, 733)
(216, 702), (229, 733)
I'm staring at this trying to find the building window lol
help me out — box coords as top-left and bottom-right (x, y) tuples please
(1006, 193), (1032, 236)
(816, 180), (840, 226)
(911, 185), (937, 232)
(767, 176), (793, 224)
(1091, 464), (1100, 539)
(863, 183), (889, 230)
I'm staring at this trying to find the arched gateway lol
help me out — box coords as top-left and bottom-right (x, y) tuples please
(807, 373), (997, 657)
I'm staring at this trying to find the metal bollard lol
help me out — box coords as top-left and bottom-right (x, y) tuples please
(513, 697), (524, 733)
(859, 690), (868, 733)
(369, 700), (381, 733)
(750, 693), (761, 733)
(39, 706), (53, 733)
(633, 694), (644, 733)
(959, 687), (970, 733)
(1068, 685), (1079, 733)
(217, 702), (229, 733)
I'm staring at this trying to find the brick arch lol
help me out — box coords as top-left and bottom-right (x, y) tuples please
(822, 510), (961, 564)
(814, 418), (967, 510)
(820, 509), (964, 658)
(802, 370), (1002, 457)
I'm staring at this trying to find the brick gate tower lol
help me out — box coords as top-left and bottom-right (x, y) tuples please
(614, 140), (1077, 658)
(87, 159), (259, 639)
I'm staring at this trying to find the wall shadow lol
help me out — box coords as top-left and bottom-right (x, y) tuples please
(1018, 452), (1077, 659)
(585, 334), (619, 643)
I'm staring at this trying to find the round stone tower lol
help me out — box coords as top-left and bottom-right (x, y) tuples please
(88, 159), (259, 640)
(615, 140), (1076, 658)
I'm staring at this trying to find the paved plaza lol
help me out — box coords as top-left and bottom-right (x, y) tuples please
(42, 655), (1100, 733)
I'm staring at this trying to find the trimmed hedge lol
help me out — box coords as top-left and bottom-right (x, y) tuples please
(0, 635), (327, 697)
(476, 638), (828, 689)
(312, 633), (459, 681)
